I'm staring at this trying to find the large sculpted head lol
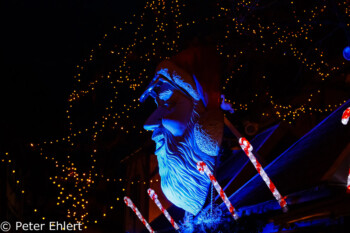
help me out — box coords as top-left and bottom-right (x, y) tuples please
(140, 46), (224, 215)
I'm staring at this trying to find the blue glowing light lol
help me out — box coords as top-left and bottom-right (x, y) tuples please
(343, 46), (350, 61)
(180, 206), (225, 233)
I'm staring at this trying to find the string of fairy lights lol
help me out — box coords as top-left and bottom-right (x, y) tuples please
(216, 0), (349, 123)
(0, 152), (26, 195)
(2, 0), (349, 230)
(31, 0), (189, 227)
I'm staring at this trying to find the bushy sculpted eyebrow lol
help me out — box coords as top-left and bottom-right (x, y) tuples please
(158, 89), (174, 101)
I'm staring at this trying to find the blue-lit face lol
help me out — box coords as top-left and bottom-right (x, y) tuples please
(143, 86), (194, 138)
(142, 82), (217, 215)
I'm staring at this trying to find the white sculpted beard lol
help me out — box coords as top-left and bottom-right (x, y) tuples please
(154, 107), (216, 215)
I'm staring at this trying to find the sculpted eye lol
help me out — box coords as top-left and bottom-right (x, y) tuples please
(159, 89), (173, 101)
(162, 101), (175, 108)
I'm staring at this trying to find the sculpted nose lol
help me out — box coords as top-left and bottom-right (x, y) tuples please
(144, 108), (162, 131)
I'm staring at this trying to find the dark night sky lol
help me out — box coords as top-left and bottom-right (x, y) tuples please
(1, 0), (142, 147)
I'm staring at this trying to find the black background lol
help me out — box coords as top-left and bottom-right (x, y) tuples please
(1, 0), (143, 146)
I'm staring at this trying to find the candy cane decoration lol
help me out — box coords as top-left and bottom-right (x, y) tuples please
(341, 108), (349, 193)
(197, 161), (239, 220)
(147, 189), (179, 230)
(347, 168), (350, 193)
(342, 107), (350, 125)
(239, 137), (288, 212)
(124, 196), (155, 233)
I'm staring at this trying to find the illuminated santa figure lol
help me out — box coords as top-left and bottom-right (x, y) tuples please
(140, 42), (226, 215)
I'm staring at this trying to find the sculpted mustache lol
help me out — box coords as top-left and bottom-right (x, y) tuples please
(151, 127), (172, 141)
(152, 128), (164, 140)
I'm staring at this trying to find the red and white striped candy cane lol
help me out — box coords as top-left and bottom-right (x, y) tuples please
(342, 107), (350, 125)
(124, 196), (155, 233)
(347, 168), (350, 193)
(239, 137), (288, 212)
(197, 161), (239, 220)
(147, 188), (179, 230)
(342, 108), (349, 193)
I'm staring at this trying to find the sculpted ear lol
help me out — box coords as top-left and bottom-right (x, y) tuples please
(193, 74), (208, 107)
(192, 74), (224, 157)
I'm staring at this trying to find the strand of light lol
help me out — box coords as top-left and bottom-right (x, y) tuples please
(217, 0), (347, 123)
(1, 152), (47, 219)
(342, 107), (350, 125)
(124, 196), (155, 233)
(239, 137), (288, 212)
(147, 188), (179, 230)
(32, 1), (184, 226)
(197, 161), (239, 220)
(1, 152), (26, 195)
